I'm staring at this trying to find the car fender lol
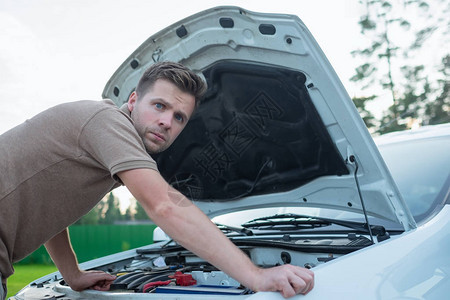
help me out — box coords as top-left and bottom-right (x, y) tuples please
(247, 205), (450, 299)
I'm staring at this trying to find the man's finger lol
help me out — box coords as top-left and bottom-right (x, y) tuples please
(295, 267), (314, 294)
(280, 280), (296, 299)
(289, 277), (307, 295)
(91, 279), (114, 291)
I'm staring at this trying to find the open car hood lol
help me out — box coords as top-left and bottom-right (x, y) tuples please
(102, 6), (415, 230)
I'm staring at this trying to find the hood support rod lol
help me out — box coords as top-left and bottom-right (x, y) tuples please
(350, 155), (374, 243)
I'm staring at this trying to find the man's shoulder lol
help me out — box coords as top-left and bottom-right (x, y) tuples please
(50, 99), (126, 123)
(56, 99), (117, 112)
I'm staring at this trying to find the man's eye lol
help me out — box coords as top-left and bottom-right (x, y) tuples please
(155, 103), (164, 109)
(175, 114), (184, 122)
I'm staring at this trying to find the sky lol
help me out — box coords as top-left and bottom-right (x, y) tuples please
(0, 0), (364, 134)
(0, 0), (364, 208)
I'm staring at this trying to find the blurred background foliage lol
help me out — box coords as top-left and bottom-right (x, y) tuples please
(350, 0), (449, 134)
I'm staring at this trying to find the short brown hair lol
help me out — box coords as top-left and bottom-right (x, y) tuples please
(136, 61), (207, 107)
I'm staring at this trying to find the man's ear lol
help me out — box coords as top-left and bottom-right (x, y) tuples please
(127, 91), (138, 112)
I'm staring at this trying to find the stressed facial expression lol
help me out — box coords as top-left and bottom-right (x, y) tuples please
(127, 79), (196, 154)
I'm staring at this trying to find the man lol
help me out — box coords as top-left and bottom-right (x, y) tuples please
(0, 62), (314, 299)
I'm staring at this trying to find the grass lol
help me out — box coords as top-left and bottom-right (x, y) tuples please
(6, 264), (58, 298)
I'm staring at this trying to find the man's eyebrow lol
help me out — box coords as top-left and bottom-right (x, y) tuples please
(150, 97), (172, 109)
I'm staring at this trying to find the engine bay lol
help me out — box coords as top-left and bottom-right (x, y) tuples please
(73, 235), (370, 296)
(11, 233), (377, 299)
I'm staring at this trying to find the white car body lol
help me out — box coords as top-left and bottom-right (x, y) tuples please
(294, 124), (450, 300)
(12, 6), (449, 300)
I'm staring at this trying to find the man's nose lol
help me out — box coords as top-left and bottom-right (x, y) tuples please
(158, 112), (172, 129)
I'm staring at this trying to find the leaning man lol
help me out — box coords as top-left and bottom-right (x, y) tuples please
(0, 61), (314, 299)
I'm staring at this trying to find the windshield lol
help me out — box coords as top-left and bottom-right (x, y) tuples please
(377, 136), (450, 223)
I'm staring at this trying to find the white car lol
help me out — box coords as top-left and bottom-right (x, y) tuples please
(12, 6), (450, 300)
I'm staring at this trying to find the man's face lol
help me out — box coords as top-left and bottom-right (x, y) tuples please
(127, 79), (196, 154)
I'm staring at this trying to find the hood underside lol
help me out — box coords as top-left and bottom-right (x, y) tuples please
(102, 6), (415, 230)
(153, 61), (349, 200)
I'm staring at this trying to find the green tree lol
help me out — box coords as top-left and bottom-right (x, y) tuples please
(352, 0), (449, 133)
(75, 192), (130, 225)
(101, 192), (123, 224)
(424, 55), (450, 125)
(352, 95), (378, 131)
(124, 206), (134, 221)
(352, 0), (414, 132)
(134, 201), (148, 221)
(378, 64), (430, 134)
(75, 205), (101, 225)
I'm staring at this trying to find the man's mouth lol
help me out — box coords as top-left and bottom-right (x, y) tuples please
(151, 131), (166, 142)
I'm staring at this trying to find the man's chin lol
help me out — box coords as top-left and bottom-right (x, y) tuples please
(145, 142), (169, 154)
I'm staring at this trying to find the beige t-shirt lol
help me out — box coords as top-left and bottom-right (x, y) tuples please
(0, 100), (157, 278)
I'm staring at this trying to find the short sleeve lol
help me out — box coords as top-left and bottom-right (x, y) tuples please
(78, 106), (158, 182)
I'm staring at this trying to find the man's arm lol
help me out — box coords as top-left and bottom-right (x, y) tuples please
(118, 168), (314, 298)
(44, 228), (116, 291)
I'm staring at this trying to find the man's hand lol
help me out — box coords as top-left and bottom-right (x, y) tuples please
(44, 229), (116, 292)
(65, 270), (116, 292)
(252, 265), (314, 298)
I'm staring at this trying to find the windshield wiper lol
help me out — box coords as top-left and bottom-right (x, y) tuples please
(241, 214), (331, 231)
(159, 223), (254, 249)
(241, 213), (387, 237)
(215, 223), (254, 236)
